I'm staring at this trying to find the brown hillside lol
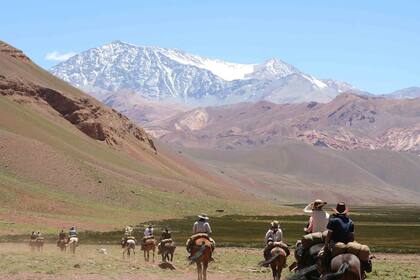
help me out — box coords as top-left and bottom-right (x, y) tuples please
(0, 41), (278, 234)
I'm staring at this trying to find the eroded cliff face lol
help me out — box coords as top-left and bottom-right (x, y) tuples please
(0, 75), (156, 151)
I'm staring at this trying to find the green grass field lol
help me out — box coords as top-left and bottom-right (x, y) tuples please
(3, 206), (418, 254)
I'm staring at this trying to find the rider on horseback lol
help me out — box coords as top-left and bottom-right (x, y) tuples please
(319, 202), (372, 274)
(69, 226), (78, 238)
(160, 227), (172, 240)
(262, 221), (289, 267)
(186, 214), (215, 259)
(303, 199), (329, 234)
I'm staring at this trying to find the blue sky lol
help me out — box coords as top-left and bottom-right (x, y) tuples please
(1, 1), (419, 93)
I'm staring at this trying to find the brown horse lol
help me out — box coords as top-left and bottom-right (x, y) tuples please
(189, 237), (212, 280)
(260, 247), (287, 280)
(160, 241), (176, 262)
(57, 238), (68, 252)
(142, 238), (156, 262)
(321, 254), (362, 280)
(29, 238), (44, 252)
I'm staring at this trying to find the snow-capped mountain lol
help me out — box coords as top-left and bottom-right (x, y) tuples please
(50, 40), (352, 105)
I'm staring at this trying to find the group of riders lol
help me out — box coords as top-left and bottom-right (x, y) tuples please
(261, 200), (372, 279)
(31, 200), (372, 278)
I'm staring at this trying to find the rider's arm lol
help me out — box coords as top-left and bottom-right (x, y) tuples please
(349, 222), (355, 242)
(324, 230), (332, 247)
(206, 223), (212, 235)
(303, 203), (313, 213)
(306, 216), (314, 233)
(192, 223), (197, 234)
(264, 230), (271, 243)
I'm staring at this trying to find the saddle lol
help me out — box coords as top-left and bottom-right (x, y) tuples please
(190, 233), (210, 241)
(160, 238), (173, 245)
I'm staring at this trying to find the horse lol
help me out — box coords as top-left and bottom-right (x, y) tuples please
(189, 237), (212, 280)
(122, 238), (136, 258)
(29, 237), (44, 252)
(67, 236), (78, 254)
(142, 238), (156, 262)
(259, 246), (288, 280)
(287, 243), (324, 280)
(320, 254), (362, 280)
(160, 241), (176, 262)
(57, 238), (68, 252)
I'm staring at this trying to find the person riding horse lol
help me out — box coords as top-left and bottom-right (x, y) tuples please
(186, 214), (215, 260)
(69, 226), (78, 238)
(262, 221), (289, 267)
(303, 199), (329, 234)
(319, 202), (372, 274)
(142, 224), (154, 243)
(160, 227), (172, 241)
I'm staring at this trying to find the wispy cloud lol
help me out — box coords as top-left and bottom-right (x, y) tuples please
(45, 51), (76, 62)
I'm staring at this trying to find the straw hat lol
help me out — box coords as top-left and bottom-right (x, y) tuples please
(332, 202), (349, 215)
(312, 199), (327, 210)
(270, 220), (280, 228)
(197, 213), (209, 220)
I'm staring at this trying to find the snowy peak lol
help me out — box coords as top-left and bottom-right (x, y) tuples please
(50, 40), (356, 105)
(248, 58), (299, 79)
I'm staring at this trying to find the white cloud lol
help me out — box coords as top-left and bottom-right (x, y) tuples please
(45, 51), (76, 62)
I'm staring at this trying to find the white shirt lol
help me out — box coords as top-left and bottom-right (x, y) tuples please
(304, 204), (330, 233)
(193, 221), (212, 235)
(265, 229), (283, 243)
(144, 227), (154, 238)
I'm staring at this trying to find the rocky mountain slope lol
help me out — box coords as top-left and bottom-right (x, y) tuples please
(50, 41), (346, 106)
(0, 40), (275, 234)
(147, 93), (420, 155)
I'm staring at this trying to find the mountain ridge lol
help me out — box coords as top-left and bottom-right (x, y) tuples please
(50, 40), (346, 106)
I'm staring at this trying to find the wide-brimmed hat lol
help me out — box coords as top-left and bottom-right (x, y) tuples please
(197, 213), (209, 220)
(332, 202), (349, 215)
(270, 220), (280, 228)
(313, 199), (327, 210)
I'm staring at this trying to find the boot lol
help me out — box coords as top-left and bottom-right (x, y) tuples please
(361, 260), (372, 273)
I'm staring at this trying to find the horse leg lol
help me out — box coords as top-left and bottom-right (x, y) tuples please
(153, 248), (155, 263)
(203, 261), (208, 280)
(196, 262), (202, 280)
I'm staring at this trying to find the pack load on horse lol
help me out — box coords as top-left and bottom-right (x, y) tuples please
(158, 227), (176, 262)
(68, 226), (79, 254)
(186, 214), (215, 280)
(57, 229), (68, 251)
(141, 223), (156, 262)
(121, 226), (136, 258)
(317, 202), (372, 279)
(258, 220), (289, 280)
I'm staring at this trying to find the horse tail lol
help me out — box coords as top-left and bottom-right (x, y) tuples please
(258, 252), (281, 267)
(188, 242), (207, 265)
(321, 262), (350, 280)
(286, 264), (319, 280)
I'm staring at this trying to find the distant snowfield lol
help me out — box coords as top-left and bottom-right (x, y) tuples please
(160, 48), (256, 81)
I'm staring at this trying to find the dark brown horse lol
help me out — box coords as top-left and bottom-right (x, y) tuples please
(142, 238), (156, 262)
(189, 237), (212, 280)
(321, 254), (362, 280)
(160, 241), (176, 262)
(57, 238), (68, 252)
(267, 247), (287, 280)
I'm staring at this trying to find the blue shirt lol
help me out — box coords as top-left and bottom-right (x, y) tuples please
(326, 215), (354, 244)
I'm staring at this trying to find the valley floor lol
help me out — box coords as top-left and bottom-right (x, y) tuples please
(0, 243), (418, 280)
